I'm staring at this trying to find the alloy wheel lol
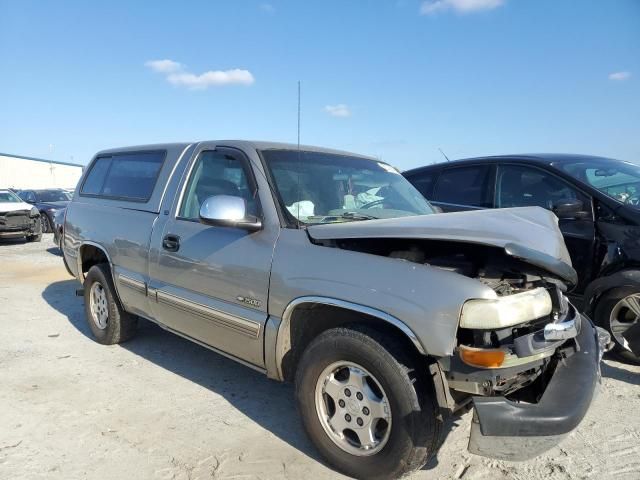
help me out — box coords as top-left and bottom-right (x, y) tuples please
(314, 361), (392, 456)
(89, 282), (109, 330)
(609, 293), (640, 351)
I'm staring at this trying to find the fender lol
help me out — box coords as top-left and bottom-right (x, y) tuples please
(582, 269), (640, 315)
(77, 241), (125, 304)
(273, 295), (427, 381)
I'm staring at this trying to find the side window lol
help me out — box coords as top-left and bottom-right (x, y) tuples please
(21, 191), (36, 203)
(81, 157), (112, 195)
(80, 151), (165, 201)
(496, 165), (586, 210)
(178, 151), (258, 220)
(433, 165), (493, 208)
(407, 171), (438, 199)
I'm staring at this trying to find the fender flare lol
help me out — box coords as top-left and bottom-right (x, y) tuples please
(77, 241), (125, 305)
(582, 269), (640, 315)
(273, 296), (427, 381)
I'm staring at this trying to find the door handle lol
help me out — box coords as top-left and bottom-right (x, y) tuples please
(162, 234), (180, 252)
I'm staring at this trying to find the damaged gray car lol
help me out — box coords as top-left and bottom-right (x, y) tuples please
(63, 142), (609, 480)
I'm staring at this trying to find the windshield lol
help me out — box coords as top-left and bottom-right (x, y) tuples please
(261, 150), (434, 224)
(0, 191), (22, 203)
(36, 190), (71, 202)
(559, 158), (640, 209)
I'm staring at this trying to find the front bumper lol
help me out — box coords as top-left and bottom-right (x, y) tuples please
(0, 223), (39, 237)
(468, 314), (604, 460)
(0, 211), (40, 237)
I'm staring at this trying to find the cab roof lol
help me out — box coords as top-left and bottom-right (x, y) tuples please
(95, 140), (374, 160)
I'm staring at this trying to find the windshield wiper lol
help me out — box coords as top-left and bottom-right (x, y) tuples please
(338, 211), (379, 221)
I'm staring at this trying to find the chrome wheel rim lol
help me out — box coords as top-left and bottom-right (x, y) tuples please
(314, 361), (392, 456)
(609, 294), (640, 351)
(89, 282), (109, 330)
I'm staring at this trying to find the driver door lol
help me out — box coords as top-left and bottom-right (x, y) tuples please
(148, 146), (277, 368)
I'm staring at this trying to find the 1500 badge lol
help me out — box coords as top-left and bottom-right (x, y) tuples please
(236, 296), (261, 308)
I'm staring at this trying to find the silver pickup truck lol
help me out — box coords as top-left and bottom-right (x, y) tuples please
(63, 141), (608, 480)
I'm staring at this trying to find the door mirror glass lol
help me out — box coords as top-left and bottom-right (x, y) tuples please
(552, 199), (588, 220)
(199, 195), (261, 231)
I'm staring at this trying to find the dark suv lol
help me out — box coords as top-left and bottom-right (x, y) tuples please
(404, 154), (640, 362)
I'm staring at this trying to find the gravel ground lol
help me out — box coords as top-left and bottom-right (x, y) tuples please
(1, 235), (639, 480)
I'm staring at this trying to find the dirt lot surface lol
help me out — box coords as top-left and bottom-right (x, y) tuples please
(1, 235), (639, 480)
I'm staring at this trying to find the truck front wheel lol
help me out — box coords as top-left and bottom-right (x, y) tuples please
(295, 326), (442, 480)
(83, 264), (137, 345)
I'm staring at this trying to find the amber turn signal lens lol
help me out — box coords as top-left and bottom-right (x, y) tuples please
(459, 345), (506, 368)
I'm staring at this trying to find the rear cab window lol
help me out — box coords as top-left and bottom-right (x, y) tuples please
(80, 151), (166, 201)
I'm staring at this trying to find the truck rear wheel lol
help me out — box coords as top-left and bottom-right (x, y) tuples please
(83, 264), (137, 344)
(295, 326), (441, 480)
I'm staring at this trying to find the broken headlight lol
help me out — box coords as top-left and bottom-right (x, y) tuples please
(460, 287), (552, 329)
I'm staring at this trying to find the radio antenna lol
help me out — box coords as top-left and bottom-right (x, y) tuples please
(438, 148), (450, 162)
(296, 81), (302, 224)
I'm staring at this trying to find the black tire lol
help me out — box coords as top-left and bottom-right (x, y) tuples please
(83, 264), (137, 345)
(295, 326), (441, 480)
(594, 286), (640, 365)
(26, 233), (42, 242)
(40, 213), (51, 233)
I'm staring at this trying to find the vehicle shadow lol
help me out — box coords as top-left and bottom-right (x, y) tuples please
(601, 360), (640, 386)
(46, 246), (62, 256)
(0, 238), (27, 246)
(42, 279), (454, 473)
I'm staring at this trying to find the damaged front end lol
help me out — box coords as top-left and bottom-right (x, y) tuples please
(423, 244), (609, 461)
(307, 209), (609, 461)
(306, 207), (609, 460)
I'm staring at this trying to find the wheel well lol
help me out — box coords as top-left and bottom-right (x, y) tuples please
(583, 269), (640, 316)
(280, 303), (428, 382)
(80, 244), (110, 277)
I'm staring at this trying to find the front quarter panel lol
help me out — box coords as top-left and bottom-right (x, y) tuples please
(269, 229), (496, 357)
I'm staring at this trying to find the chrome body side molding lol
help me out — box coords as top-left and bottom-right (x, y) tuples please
(118, 274), (147, 295)
(156, 290), (261, 338)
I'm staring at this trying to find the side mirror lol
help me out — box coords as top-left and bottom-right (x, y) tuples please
(199, 195), (262, 232)
(552, 199), (589, 220)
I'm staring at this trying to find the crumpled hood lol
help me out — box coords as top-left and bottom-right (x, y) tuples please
(307, 207), (577, 285)
(0, 201), (33, 213)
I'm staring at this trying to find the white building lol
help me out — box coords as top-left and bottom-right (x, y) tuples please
(0, 152), (84, 190)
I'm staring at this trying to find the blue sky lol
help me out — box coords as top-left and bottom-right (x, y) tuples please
(0, 0), (638, 170)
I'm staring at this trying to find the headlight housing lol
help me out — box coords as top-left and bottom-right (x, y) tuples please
(29, 207), (40, 218)
(460, 287), (552, 329)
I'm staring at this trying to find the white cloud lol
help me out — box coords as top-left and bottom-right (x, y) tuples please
(324, 104), (352, 118)
(420, 0), (504, 15)
(145, 59), (255, 89)
(167, 69), (255, 89)
(608, 71), (631, 81)
(144, 59), (183, 73)
(260, 3), (275, 13)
